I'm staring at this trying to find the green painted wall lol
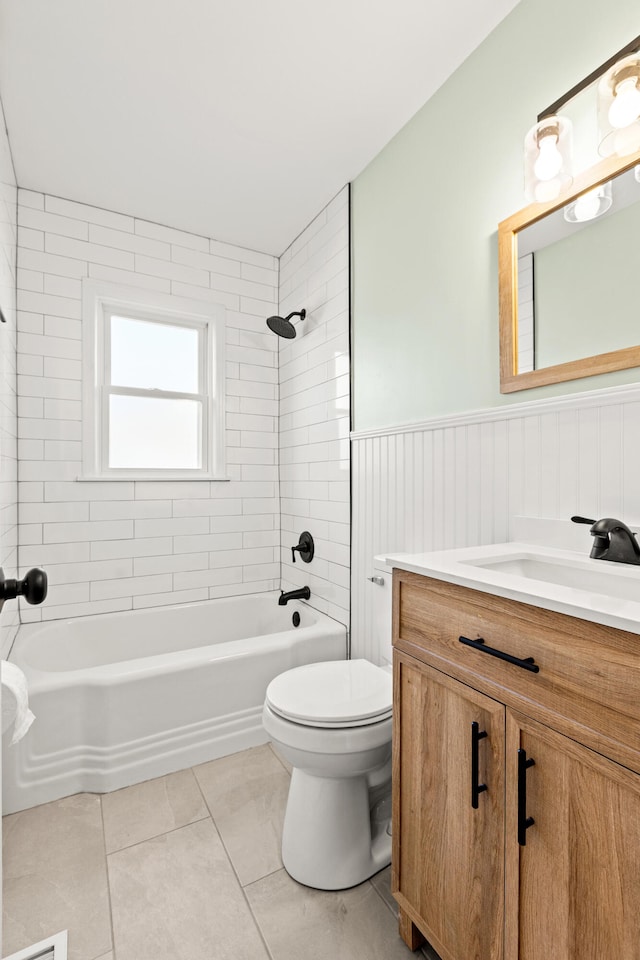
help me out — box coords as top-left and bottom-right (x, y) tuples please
(352, 0), (640, 431)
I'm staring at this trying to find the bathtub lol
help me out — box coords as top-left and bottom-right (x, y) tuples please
(3, 592), (347, 814)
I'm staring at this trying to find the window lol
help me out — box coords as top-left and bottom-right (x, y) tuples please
(82, 281), (225, 479)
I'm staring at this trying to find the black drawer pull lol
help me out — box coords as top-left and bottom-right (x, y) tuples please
(459, 636), (540, 673)
(517, 748), (535, 845)
(471, 721), (488, 809)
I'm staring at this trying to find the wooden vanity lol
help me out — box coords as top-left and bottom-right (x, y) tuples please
(391, 568), (640, 960)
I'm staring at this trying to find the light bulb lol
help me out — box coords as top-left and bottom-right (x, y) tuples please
(571, 189), (602, 222)
(564, 182), (613, 224)
(534, 178), (562, 203)
(612, 123), (640, 157)
(534, 134), (563, 181)
(608, 76), (640, 128)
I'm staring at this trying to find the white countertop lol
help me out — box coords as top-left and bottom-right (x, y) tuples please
(384, 542), (640, 636)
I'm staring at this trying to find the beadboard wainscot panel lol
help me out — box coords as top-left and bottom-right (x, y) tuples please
(351, 382), (640, 663)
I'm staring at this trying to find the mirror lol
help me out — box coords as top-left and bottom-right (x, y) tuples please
(499, 148), (640, 392)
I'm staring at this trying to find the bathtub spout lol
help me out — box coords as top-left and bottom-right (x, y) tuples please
(278, 586), (311, 605)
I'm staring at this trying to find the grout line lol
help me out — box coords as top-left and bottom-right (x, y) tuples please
(368, 874), (398, 920)
(267, 740), (291, 776)
(98, 794), (117, 960)
(241, 864), (287, 891)
(103, 813), (212, 857)
(189, 765), (276, 960)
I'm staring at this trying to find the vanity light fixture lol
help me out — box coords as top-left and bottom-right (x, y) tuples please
(635, 164), (640, 183)
(524, 116), (573, 203)
(563, 181), (613, 223)
(523, 34), (640, 204)
(598, 54), (640, 157)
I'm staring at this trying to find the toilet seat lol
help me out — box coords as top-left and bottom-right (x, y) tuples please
(266, 659), (392, 728)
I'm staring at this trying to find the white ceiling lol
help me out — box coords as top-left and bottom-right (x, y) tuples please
(0, 0), (520, 255)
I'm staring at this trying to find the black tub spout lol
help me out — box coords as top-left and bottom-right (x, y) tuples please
(278, 586), (311, 605)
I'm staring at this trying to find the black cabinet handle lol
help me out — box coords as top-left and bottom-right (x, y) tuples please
(471, 721), (488, 809)
(517, 748), (535, 846)
(459, 636), (540, 673)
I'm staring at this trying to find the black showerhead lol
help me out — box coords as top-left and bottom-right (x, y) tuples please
(266, 309), (306, 339)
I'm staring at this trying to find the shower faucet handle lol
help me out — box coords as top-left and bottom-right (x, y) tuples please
(290, 531), (315, 564)
(0, 567), (48, 605)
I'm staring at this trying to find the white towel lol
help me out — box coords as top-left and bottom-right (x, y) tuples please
(1, 660), (35, 745)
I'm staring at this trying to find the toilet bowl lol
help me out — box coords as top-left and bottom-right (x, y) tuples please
(263, 658), (392, 890)
(263, 559), (394, 890)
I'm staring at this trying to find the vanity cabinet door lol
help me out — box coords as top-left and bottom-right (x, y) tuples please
(505, 710), (640, 960)
(392, 651), (505, 960)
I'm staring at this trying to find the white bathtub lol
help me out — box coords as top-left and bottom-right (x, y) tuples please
(3, 592), (347, 813)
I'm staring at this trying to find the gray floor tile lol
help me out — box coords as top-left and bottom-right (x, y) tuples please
(194, 743), (290, 885)
(369, 867), (442, 959)
(370, 865), (397, 917)
(245, 867), (418, 960)
(2, 794), (112, 960)
(107, 817), (269, 960)
(102, 767), (209, 853)
(268, 740), (292, 773)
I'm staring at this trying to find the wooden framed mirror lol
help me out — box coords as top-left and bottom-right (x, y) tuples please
(499, 147), (640, 393)
(499, 34), (640, 394)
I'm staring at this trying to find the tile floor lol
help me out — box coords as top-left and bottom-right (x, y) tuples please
(2, 744), (440, 960)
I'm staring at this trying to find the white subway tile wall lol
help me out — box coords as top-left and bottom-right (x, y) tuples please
(17, 190), (281, 621)
(278, 187), (350, 628)
(0, 100), (19, 656)
(351, 387), (640, 663)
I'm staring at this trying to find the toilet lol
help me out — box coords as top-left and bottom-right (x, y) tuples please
(262, 559), (393, 890)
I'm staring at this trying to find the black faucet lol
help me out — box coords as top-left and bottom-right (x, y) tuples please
(278, 586), (311, 605)
(571, 515), (640, 566)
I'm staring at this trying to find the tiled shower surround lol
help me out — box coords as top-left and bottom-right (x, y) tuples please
(278, 187), (350, 627)
(0, 101), (19, 659)
(15, 187), (350, 626)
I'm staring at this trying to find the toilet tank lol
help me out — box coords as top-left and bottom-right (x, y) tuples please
(371, 557), (393, 666)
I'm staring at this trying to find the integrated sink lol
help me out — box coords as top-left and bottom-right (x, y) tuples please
(384, 538), (640, 636)
(464, 553), (640, 603)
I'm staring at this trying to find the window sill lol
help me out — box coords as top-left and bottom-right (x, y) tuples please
(78, 475), (230, 482)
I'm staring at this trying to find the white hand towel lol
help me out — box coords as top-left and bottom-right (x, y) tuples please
(1, 661), (35, 745)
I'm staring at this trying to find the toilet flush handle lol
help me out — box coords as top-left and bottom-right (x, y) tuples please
(367, 576), (385, 586)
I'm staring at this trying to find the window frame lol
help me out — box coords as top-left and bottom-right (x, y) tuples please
(82, 280), (226, 481)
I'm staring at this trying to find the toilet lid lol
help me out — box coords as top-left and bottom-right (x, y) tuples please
(266, 659), (392, 728)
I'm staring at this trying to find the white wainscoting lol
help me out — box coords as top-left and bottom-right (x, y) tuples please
(351, 382), (640, 662)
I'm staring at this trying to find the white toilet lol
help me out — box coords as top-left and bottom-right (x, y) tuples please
(262, 560), (393, 890)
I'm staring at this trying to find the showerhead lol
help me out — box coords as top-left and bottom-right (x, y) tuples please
(266, 309), (306, 339)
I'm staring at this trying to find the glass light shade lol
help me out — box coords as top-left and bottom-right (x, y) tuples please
(598, 54), (640, 157)
(524, 116), (573, 203)
(635, 164), (640, 183)
(563, 181), (613, 223)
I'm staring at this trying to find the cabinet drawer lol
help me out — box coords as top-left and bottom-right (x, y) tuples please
(394, 570), (640, 774)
